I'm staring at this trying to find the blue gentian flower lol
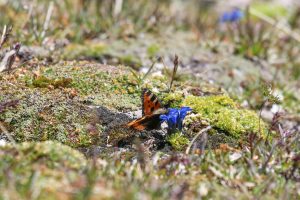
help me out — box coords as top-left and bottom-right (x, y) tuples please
(160, 107), (192, 131)
(177, 107), (192, 130)
(220, 8), (244, 23)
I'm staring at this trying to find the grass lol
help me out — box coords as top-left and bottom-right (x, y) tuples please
(1, 0), (300, 199)
(0, 132), (299, 199)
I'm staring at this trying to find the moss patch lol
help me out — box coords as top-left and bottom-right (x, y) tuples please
(162, 91), (185, 108)
(0, 62), (143, 147)
(183, 95), (268, 138)
(31, 75), (72, 88)
(0, 141), (86, 199)
(167, 132), (189, 151)
(0, 89), (96, 147)
(39, 63), (141, 110)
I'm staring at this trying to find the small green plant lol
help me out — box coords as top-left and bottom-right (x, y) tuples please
(257, 82), (281, 138)
(167, 131), (189, 151)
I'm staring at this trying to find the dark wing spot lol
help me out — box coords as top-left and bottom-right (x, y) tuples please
(150, 95), (156, 102)
(145, 90), (151, 96)
(151, 107), (155, 112)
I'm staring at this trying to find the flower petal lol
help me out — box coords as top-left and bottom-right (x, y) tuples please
(220, 9), (243, 23)
(179, 107), (192, 120)
(159, 114), (168, 122)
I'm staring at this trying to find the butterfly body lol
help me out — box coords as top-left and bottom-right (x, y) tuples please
(127, 89), (167, 131)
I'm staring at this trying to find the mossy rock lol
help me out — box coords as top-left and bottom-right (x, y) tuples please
(0, 62), (144, 147)
(0, 141), (86, 199)
(183, 95), (268, 139)
(38, 62), (141, 110)
(0, 89), (96, 147)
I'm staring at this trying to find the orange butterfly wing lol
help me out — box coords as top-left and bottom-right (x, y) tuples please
(127, 89), (164, 130)
(142, 88), (162, 116)
(126, 116), (149, 131)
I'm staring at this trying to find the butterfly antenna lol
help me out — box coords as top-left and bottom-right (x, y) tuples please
(169, 54), (179, 92)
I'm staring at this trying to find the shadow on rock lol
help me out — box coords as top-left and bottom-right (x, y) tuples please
(80, 106), (167, 157)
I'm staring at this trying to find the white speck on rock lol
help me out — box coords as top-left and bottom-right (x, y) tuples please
(271, 104), (282, 114)
(0, 139), (7, 146)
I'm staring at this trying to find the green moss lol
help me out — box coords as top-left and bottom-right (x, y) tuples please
(162, 91), (185, 108)
(38, 63), (141, 110)
(183, 95), (267, 138)
(0, 62), (142, 147)
(0, 141), (86, 199)
(0, 90), (96, 147)
(31, 75), (72, 88)
(167, 132), (189, 151)
(3, 141), (87, 169)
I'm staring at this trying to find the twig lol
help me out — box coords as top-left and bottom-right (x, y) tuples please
(169, 54), (179, 92)
(0, 25), (13, 50)
(185, 126), (212, 155)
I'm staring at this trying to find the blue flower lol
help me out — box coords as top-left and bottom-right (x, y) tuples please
(178, 107), (192, 129)
(220, 8), (244, 23)
(160, 107), (192, 131)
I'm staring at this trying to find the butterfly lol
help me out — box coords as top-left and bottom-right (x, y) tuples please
(127, 88), (168, 131)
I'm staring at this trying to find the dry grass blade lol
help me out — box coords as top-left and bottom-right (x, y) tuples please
(0, 43), (21, 72)
(169, 54), (179, 92)
(113, 0), (123, 18)
(40, 1), (54, 39)
(185, 126), (212, 155)
(142, 58), (157, 80)
(0, 25), (13, 50)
